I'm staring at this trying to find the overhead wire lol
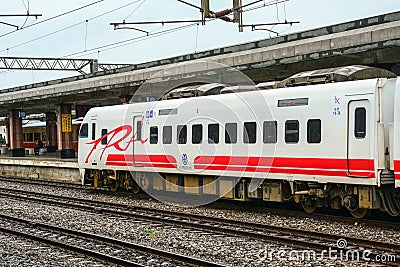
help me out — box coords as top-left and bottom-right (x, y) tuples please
(65, 22), (199, 58)
(66, 0), (290, 58)
(125, 0), (147, 21)
(2, 0), (293, 66)
(0, 0), (143, 54)
(0, 0), (105, 39)
(21, 0), (28, 11)
(19, 0), (30, 29)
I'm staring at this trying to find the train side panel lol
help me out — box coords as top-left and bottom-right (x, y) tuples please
(79, 79), (382, 186)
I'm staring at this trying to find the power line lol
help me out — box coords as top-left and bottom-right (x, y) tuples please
(124, 0), (147, 20)
(0, 0), (104, 39)
(21, 0), (28, 12)
(65, 22), (199, 58)
(3, 0), (298, 68)
(20, 0), (30, 29)
(0, 0), (142, 54)
(65, 0), (295, 58)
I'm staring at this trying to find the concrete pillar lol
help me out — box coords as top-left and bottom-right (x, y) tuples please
(9, 109), (25, 157)
(56, 104), (75, 158)
(46, 112), (57, 153)
(6, 120), (10, 147)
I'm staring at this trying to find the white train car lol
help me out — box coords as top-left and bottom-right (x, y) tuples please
(78, 66), (400, 218)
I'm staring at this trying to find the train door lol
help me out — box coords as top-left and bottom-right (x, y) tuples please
(133, 115), (142, 165)
(347, 100), (372, 177)
(89, 116), (99, 166)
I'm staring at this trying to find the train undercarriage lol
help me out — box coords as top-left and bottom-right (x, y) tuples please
(83, 169), (400, 219)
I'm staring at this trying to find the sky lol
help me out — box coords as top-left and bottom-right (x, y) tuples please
(0, 0), (399, 89)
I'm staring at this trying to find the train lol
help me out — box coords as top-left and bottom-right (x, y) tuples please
(77, 65), (400, 218)
(22, 118), (82, 151)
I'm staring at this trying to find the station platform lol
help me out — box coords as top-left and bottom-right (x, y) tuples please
(0, 151), (80, 184)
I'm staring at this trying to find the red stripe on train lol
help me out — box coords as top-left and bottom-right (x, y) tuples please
(106, 162), (177, 168)
(390, 160), (400, 181)
(107, 154), (177, 164)
(193, 165), (373, 177)
(105, 154), (375, 178)
(194, 156), (374, 171)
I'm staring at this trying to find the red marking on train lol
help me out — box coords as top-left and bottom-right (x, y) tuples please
(394, 160), (400, 180)
(106, 154), (177, 168)
(107, 154), (177, 164)
(105, 154), (375, 178)
(84, 122), (148, 163)
(106, 162), (177, 168)
(194, 156), (374, 172)
(194, 156), (375, 178)
(194, 165), (373, 177)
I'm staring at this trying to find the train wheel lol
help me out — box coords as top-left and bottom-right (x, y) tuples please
(349, 208), (369, 219)
(110, 180), (119, 192)
(131, 182), (140, 194)
(301, 199), (317, 214)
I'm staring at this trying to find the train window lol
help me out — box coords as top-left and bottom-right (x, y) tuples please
(177, 125), (187, 144)
(34, 133), (41, 142)
(285, 120), (299, 143)
(79, 123), (88, 138)
(91, 123), (96, 140)
(225, 123), (237, 144)
(278, 98), (309, 107)
(263, 121), (277, 144)
(101, 129), (108, 145)
(192, 124), (203, 144)
(355, 107), (366, 139)
(208, 124), (219, 144)
(307, 119), (321, 143)
(244, 122), (257, 144)
(26, 133), (33, 142)
(150, 126), (158, 144)
(163, 126), (172, 144)
(159, 108), (177, 116)
(136, 121), (142, 141)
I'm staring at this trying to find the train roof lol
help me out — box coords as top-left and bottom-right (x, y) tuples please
(275, 65), (396, 88)
(23, 117), (83, 128)
(154, 66), (397, 101)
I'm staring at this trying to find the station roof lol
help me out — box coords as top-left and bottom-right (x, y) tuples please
(0, 11), (399, 116)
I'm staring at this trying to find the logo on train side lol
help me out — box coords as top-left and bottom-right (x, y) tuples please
(333, 95), (342, 116)
(145, 110), (154, 119)
(84, 119), (148, 163)
(182, 153), (188, 166)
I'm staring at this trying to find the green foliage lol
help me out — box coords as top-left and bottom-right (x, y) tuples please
(142, 229), (154, 234)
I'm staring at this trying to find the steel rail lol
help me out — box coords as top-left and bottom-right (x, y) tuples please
(0, 213), (222, 267)
(0, 187), (399, 265)
(0, 225), (145, 267)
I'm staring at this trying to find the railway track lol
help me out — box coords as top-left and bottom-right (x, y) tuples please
(0, 186), (398, 266)
(1, 176), (398, 229)
(0, 176), (105, 191)
(0, 211), (221, 267)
